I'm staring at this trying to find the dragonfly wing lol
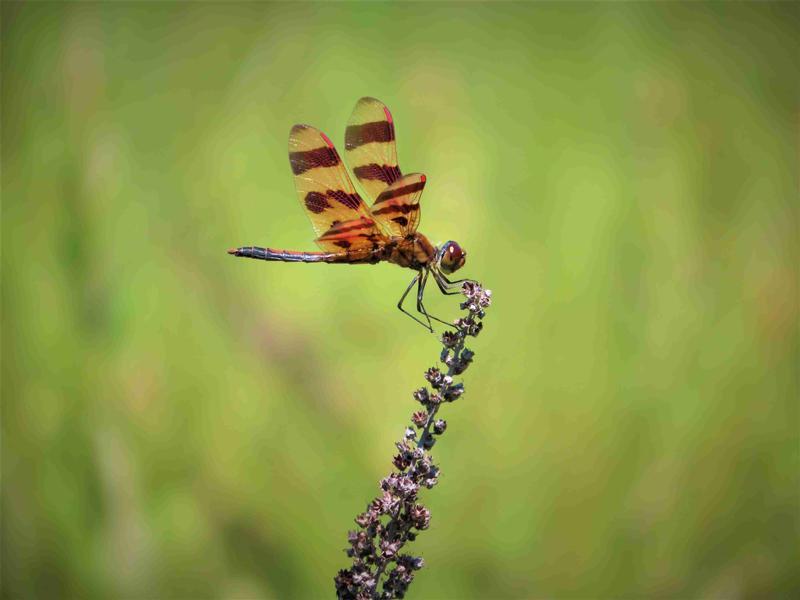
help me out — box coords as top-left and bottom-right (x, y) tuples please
(369, 173), (426, 237)
(289, 124), (376, 247)
(315, 216), (387, 256)
(345, 97), (402, 203)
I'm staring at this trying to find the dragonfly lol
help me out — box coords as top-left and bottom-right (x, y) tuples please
(228, 97), (472, 331)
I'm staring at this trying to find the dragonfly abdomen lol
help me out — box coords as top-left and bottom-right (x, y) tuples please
(227, 246), (381, 264)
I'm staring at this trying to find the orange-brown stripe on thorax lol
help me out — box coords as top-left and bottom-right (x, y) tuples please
(384, 232), (436, 271)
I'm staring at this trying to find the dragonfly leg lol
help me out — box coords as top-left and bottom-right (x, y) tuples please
(438, 272), (476, 293)
(418, 269), (458, 329)
(432, 270), (470, 296)
(398, 272), (433, 332)
(415, 271), (434, 331)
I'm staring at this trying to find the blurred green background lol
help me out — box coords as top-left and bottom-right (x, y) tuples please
(2, 2), (798, 598)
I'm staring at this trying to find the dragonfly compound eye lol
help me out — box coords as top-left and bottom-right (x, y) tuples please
(440, 241), (466, 274)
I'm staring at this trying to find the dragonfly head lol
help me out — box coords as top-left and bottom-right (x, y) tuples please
(437, 240), (466, 274)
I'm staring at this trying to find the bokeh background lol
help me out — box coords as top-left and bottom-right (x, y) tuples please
(2, 2), (798, 598)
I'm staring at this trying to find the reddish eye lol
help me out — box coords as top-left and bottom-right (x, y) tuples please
(440, 241), (466, 274)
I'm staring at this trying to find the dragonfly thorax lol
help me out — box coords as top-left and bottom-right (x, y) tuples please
(385, 233), (437, 271)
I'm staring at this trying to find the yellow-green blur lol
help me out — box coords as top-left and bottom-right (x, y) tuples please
(2, 2), (797, 598)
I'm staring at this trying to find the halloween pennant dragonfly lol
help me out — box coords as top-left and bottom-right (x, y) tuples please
(228, 97), (471, 331)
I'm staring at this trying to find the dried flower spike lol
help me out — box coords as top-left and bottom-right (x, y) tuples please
(335, 281), (492, 599)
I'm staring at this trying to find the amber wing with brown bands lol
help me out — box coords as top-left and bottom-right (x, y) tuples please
(314, 216), (388, 253)
(344, 97), (402, 203)
(288, 124), (375, 246)
(369, 173), (426, 237)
